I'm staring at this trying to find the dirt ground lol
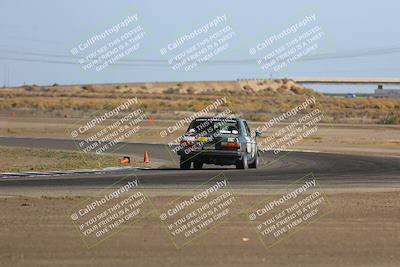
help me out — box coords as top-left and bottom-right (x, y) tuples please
(1, 190), (399, 267)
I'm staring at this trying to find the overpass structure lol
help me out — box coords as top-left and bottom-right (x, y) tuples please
(293, 77), (400, 85)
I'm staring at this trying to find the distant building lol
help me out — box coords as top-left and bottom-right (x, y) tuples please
(374, 85), (400, 98)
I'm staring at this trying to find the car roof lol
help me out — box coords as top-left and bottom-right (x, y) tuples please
(194, 117), (242, 122)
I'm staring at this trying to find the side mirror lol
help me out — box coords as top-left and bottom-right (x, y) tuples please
(255, 130), (262, 137)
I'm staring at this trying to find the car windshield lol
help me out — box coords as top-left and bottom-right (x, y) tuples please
(188, 118), (239, 135)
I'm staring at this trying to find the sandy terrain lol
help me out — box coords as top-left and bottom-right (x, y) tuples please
(0, 190), (399, 267)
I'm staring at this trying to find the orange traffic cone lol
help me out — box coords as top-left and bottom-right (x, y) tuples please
(143, 151), (150, 163)
(147, 115), (154, 125)
(121, 156), (130, 164)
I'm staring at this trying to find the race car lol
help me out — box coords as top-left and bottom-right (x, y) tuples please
(177, 117), (261, 169)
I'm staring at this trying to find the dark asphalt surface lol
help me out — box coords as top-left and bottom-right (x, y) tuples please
(0, 137), (399, 189)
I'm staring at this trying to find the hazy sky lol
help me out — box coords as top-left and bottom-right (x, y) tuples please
(0, 0), (399, 92)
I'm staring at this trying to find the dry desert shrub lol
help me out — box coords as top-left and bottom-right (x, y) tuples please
(379, 112), (400, 124)
(163, 88), (179, 94)
(1, 80), (399, 124)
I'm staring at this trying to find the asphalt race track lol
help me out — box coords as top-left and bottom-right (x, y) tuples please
(0, 137), (399, 189)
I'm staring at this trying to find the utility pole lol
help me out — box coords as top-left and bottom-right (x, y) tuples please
(2, 64), (11, 87)
(3, 64), (10, 87)
(2, 65), (5, 87)
(7, 65), (10, 87)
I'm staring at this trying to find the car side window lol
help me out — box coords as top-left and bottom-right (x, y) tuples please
(243, 121), (251, 137)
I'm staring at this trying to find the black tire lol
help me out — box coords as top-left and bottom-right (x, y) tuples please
(248, 154), (259, 169)
(180, 156), (191, 169)
(193, 161), (203, 169)
(236, 155), (248, 169)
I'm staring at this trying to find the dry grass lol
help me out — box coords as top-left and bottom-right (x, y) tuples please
(1, 79), (399, 124)
(0, 146), (144, 172)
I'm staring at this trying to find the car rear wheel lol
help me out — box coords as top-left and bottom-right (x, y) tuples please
(180, 156), (191, 169)
(236, 155), (248, 169)
(193, 161), (203, 169)
(248, 154), (259, 169)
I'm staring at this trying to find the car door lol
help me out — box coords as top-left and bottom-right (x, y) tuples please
(242, 120), (256, 160)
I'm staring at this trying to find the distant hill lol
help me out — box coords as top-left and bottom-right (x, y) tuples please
(11, 79), (317, 96)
